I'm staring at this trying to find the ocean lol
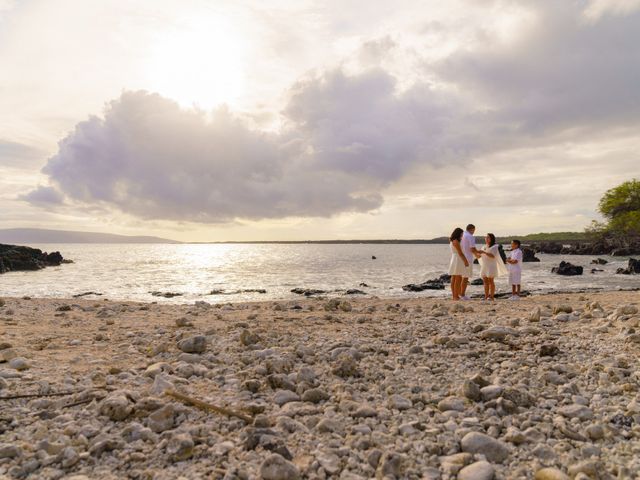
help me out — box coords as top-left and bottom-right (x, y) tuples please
(0, 243), (638, 303)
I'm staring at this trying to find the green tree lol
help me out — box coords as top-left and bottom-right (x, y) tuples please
(596, 179), (640, 237)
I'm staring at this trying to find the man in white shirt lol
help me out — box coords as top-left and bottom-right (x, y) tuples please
(460, 224), (481, 300)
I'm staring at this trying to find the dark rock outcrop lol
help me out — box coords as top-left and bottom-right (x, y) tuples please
(551, 261), (583, 276)
(0, 244), (65, 274)
(345, 289), (366, 295)
(534, 238), (640, 256)
(291, 288), (326, 296)
(522, 247), (540, 262)
(616, 258), (640, 275)
(591, 258), (608, 265)
(402, 274), (451, 292)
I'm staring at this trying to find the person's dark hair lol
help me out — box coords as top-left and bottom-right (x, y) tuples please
(450, 227), (464, 242)
(512, 239), (521, 247)
(466, 224), (475, 231)
(487, 233), (496, 247)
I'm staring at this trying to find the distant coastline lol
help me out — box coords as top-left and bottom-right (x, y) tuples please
(0, 228), (590, 245)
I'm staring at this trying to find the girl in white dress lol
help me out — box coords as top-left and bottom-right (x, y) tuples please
(478, 233), (508, 301)
(448, 227), (469, 300)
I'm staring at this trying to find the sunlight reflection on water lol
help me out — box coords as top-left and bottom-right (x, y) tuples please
(0, 244), (637, 303)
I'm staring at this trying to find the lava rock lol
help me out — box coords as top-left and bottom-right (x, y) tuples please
(551, 261), (583, 276)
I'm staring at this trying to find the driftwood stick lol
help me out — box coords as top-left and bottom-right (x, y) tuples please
(0, 391), (79, 400)
(165, 389), (253, 424)
(61, 398), (94, 409)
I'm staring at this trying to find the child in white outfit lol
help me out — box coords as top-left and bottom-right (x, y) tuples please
(506, 239), (523, 299)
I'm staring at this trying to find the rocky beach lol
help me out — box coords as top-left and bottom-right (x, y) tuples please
(1, 292), (639, 479)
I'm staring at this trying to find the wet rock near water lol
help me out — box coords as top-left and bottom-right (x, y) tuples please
(0, 244), (65, 274)
(402, 274), (451, 291)
(616, 258), (640, 275)
(522, 247), (540, 262)
(551, 261), (584, 276)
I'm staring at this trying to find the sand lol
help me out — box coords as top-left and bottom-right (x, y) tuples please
(0, 291), (639, 479)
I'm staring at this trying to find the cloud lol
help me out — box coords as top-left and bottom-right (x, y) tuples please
(436, 1), (640, 137)
(24, 0), (640, 225)
(31, 91), (386, 222)
(19, 185), (64, 205)
(0, 139), (44, 168)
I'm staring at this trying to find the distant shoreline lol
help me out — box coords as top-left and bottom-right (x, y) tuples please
(1, 228), (590, 245)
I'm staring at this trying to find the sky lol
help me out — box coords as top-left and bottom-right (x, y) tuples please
(1, 0), (639, 241)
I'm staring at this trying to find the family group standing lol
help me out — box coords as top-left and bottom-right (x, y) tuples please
(448, 224), (523, 301)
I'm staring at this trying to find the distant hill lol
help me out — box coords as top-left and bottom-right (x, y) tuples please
(0, 228), (181, 244)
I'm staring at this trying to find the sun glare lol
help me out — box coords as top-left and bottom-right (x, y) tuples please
(145, 17), (247, 109)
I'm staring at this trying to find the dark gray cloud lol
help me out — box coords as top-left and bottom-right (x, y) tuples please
(25, 1), (640, 222)
(437, 1), (640, 137)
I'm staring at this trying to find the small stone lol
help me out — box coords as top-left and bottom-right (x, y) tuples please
(553, 305), (573, 314)
(503, 426), (526, 445)
(352, 405), (377, 418)
(99, 393), (132, 421)
(301, 388), (329, 404)
(166, 432), (194, 461)
(274, 390), (300, 406)
(367, 449), (382, 468)
(177, 335), (207, 353)
(458, 461), (495, 480)
(0, 443), (21, 459)
(260, 453), (301, 480)
(585, 423), (605, 440)
(539, 344), (560, 357)
(316, 451), (341, 475)
(0, 348), (17, 362)
(240, 329), (261, 346)
(528, 307), (541, 322)
(559, 404), (593, 421)
(147, 404), (175, 432)
(438, 396), (465, 412)
(470, 374), (490, 387)
(480, 326), (515, 341)
(61, 446), (80, 468)
(332, 353), (360, 378)
(460, 432), (509, 463)
(377, 452), (406, 478)
(316, 418), (341, 433)
(534, 467), (569, 480)
(175, 317), (193, 327)
(481, 385), (504, 401)
(388, 394), (412, 411)
(462, 379), (481, 401)
(408, 345), (424, 354)
(8, 357), (29, 370)
(150, 374), (175, 395)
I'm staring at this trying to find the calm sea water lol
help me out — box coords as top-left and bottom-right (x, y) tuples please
(0, 244), (638, 302)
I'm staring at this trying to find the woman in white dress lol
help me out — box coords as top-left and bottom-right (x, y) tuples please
(448, 227), (469, 300)
(478, 233), (508, 301)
